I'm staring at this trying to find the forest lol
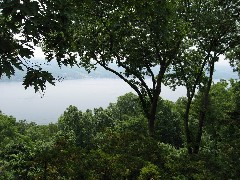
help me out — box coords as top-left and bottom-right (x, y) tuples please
(0, 80), (240, 179)
(0, 0), (240, 179)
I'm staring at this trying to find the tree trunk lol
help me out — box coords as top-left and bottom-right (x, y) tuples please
(148, 87), (162, 135)
(44, 161), (48, 180)
(184, 94), (194, 154)
(193, 60), (215, 154)
(148, 66), (166, 135)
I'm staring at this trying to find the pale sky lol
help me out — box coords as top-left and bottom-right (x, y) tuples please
(34, 46), (45, 58)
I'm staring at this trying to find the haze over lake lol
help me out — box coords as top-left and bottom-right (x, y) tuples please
(0, 78), (186, 124)
(0, 58), (237, 124)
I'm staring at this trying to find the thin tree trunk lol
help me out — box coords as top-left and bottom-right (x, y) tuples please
(193, 60), (215, 154)
(184, 94), (194, 154)
(44, 161), (48, 180)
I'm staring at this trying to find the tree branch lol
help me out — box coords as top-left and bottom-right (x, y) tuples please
(115, 54), (153, 101)
(94, 53), (151, 119)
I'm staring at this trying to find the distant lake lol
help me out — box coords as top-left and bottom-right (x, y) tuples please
(0, 79), (186, 124)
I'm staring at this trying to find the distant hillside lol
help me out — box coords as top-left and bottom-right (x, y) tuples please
(0, 58), (119, 82)
(0, 58), (238, 82)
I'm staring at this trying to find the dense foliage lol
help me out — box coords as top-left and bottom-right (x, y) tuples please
(1, 80), (240, 179)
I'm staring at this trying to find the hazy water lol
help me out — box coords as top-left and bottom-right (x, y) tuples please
(0, 79), (186, 124)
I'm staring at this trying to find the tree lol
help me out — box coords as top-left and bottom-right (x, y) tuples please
(58, 105), (95, 148)
(190, 0), (240, 154)
(1, 0), (188, 134)
(0, 0), (58, 92)
(54, 0), (187, 134)
(0, 113), (18, 147)
(108, 92), (143, 121)
(155, 99), (183, 147)
(196, 80), (240, 178)
(165, 0), (240, 154)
